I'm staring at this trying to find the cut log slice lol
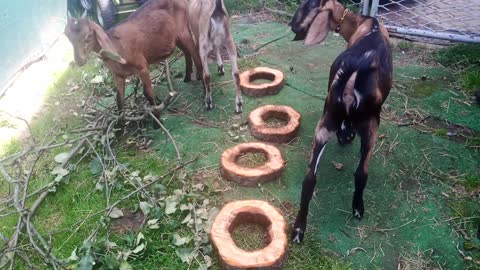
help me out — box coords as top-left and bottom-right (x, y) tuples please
(220, 142), (285, 186)
(248, 105), (301, 143)
(240, 67), (284, 97)
(210, 200), (288, 270)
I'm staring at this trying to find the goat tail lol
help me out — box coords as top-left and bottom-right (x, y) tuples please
(343, 71), (358, 115)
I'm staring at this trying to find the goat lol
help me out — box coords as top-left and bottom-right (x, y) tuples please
(289, 0), (393, 243)
(188, 0), (243, 113)
(64, 0), (203, 121)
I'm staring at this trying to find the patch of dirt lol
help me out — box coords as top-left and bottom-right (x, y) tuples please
(112, 210), (144, 234)
(397, 247), (438, 270)
(452, 184), (480, 199)
(382, 105), (479, 144)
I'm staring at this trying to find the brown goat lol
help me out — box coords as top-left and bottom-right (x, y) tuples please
(290, 0), (393, 243)
(64, 0), (202, 120)
(188, 0), (243, 113)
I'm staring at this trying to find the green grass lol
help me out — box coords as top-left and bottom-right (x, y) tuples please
(464, 174), (480, 192)
(434, 44), (480, 93)
(461, 69), (480, 92)
(434, 44), (480, 67)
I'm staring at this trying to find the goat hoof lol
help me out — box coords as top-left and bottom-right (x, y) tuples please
(235, 104), (243, 114)
(353, 209), (364, 219)
(291, 227), (305, 244)
(218, 65), (225, 76)
(184, 76), (192, 83)
(205, 102), (214, 111)
(352, 204), (364, 219)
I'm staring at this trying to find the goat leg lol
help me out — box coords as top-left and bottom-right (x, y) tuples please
(199, 41), (213, 110)
(177, 42), (194, 82)
(216, 48), (225, 75)
(114, 76), (126, 127)
(177, 30), (203, 81)
(292, 115), (335, 244)
(224, 35), (243, 113)
(138, 69), (161, 123)
(352, 115), (378, 219)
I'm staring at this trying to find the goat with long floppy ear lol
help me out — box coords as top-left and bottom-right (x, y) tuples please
(65, 15), (126, 66)
(289, 0), (393, 244)
(64, 0), (203, 124)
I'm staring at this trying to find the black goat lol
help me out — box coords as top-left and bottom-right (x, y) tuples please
(290, 0), (393, 243)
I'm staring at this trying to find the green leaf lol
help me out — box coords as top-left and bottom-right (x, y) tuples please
(104, 255), (120, 269)
(139, 201), (152, 215)
(172, 233), (190, 246)
(54, 152), (70, 163)
(90, 75), (104, 84)
(175, 248), (194, 263)
(132, 243), (145, 254)
(80, 241), (93, 252)
(51, 165), (69, 176)
(104, 240), (118, 249)
(78, 253), (94, 270)
(147, 219), (159, 229)
(136, 232), (145, 245)
(119, 261), (133, 270)
(151, 206), (164, 219)
(147, 219), (159, 225)
(90, 157), (103, 175)
(108, 208), (124, 219)
(181, 213), (192, 224)
(67, 247), (79, 262)
(165, 196), (179, 215)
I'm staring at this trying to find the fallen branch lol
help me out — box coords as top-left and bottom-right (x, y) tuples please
(255, 33), (290, 52)
(149, 112), (181, 160)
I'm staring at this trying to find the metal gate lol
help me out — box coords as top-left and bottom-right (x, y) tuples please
(354, 0), (480, 43)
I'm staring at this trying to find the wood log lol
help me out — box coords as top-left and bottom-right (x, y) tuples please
(240, 67), (284, 97)
(249, 105), (301, 143)
(220, 142), (285, 186)
(210, 200), (288, 269)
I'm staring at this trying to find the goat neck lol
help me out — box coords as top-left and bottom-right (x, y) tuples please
(331, 7), (368, 46)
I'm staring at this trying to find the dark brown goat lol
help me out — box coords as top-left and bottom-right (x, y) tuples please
(64, 0), (202, 120)
(290, 0), (393, 243)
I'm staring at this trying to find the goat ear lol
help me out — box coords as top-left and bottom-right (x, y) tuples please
(89, 21), (127, 64)
(304, 11), (330, 46)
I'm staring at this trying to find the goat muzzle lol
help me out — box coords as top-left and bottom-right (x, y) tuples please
(293, 31), (307, 41)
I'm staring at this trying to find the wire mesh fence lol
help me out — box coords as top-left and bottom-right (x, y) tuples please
(354, 0), (480, 43)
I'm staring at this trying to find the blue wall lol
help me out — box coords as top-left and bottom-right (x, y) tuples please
(0, 0), (67, 91)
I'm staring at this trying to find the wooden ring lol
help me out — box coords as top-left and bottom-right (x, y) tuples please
(220, 142), (285, 186)
(210, 200), (288, 269)
(248, 105), (301, 143)
(240, 67), (285, 97)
